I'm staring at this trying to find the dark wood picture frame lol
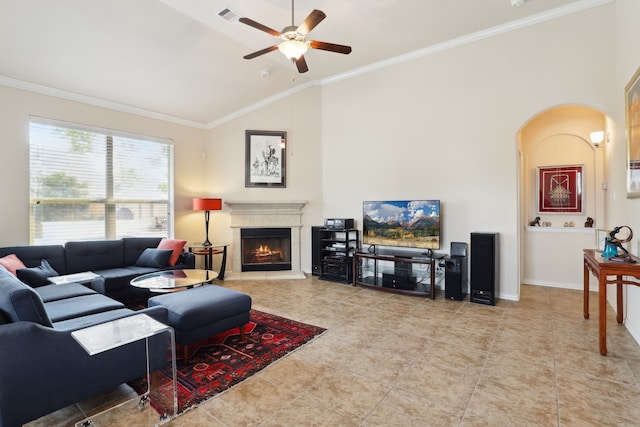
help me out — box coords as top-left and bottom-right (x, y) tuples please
(537, 164), (584, 214)
(245, 130), (286, 188)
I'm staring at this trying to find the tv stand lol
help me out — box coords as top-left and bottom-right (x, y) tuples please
(353, 252), (443, 298)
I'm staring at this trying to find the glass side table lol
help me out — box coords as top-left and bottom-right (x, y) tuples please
(188, 243), (229, 279)
(72, 314), (177, 426)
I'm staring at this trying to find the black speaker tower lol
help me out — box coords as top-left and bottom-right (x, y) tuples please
(311, 226), (322, 276)
(445, 241), (467, 301)
(470, 232), (498, 305)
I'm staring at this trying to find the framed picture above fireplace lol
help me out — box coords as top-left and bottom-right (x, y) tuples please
(245, 130), (286, 188)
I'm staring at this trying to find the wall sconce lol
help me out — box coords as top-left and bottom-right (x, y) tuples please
(590, 131), (605, 147)
(192, 198), (222, 246)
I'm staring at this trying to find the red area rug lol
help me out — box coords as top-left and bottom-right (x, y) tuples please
(129, 309), (325, 414)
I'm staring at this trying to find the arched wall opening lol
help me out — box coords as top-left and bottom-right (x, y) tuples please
(518, 105), (611, 290)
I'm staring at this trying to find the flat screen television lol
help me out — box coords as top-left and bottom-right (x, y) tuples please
(363, 200), (441, 250)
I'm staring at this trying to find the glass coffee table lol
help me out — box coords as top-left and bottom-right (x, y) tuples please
(131, 269), (218, 292)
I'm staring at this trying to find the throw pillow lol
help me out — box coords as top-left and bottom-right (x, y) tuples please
(16, 259), (59, 287)
(0, 254), (27, 276)
(135, 248), (173, 268)
(157, 238), (187, 266)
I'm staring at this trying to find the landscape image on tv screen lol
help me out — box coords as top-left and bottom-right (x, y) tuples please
(363, 200), (440, 249)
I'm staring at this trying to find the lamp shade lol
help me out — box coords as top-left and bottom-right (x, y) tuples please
(278, 40), (308, 60)
(192, 198), (222, 211)
(590, 131), (605, 145)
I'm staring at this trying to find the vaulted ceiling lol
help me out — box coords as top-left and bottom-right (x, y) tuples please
(0, 0), (596, 128)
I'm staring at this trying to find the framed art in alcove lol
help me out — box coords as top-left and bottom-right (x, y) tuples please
(245, 130), (286, 188)
(537, 165), (583, 213)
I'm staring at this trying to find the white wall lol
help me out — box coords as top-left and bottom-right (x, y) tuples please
(204, 86), (324, 273)
(318, 4), (615, 301)
(0, 85), (206, 245)
(611, 0), (640, 344)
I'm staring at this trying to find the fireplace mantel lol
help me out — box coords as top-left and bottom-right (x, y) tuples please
(225, 200), (307, 279)
(225, 200), (306, 213)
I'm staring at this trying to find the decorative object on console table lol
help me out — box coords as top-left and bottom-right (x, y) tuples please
(245, 130), (286, 188)
(595, 229), (610, 252)
(602, 226), (635, 262)
(537, 165), (584, 214)
(192, 198), (222, 247)
(318, 226), (359, 284)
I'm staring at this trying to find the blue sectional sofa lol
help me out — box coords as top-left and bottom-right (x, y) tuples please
(0, 237), (196, 426)
(0, 264), (169, 427)
(0, 237), (195, 302)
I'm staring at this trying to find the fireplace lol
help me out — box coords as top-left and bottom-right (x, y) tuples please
(225, 200), (307, 280)
(241, 228), (291, 272)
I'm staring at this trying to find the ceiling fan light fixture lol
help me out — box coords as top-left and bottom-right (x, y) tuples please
(278, 39), (308, 61)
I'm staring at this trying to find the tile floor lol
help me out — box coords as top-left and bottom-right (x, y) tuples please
(27, 277), (640, 426)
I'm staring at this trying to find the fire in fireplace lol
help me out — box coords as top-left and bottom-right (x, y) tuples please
(241, 228), (292, 272)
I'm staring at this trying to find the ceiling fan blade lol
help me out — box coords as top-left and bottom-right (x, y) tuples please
(295, 55), (309, 73)
(297, 9), (326, 34)
(238, 17), (281, 37)
(308, 40), (352, 55)
(243, 45), (279, 60)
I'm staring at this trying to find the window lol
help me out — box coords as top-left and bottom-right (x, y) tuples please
(29, 117), (174, 244)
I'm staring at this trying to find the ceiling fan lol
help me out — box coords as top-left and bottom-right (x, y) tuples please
(239, 0), (352, 73)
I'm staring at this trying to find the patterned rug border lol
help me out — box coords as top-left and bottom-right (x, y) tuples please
(180, 314), (327, 416)
(131, 309), (327, 416)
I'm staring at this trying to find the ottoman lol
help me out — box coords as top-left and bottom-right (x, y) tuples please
(148, 285), (252, 360)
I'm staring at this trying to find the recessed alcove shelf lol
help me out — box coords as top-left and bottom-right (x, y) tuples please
(526, 226), (595, 234)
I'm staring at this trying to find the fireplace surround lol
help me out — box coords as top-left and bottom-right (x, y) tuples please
(225, 200), (306, 279)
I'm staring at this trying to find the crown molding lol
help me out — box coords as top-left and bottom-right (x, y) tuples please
(323, 0), (614, 86)
(0, 75), (208, 129)
(204, 80), (318, 129)
(0, 0), (614, 130)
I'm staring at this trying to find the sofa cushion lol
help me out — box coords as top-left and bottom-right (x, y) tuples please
(35, 283), (97, 303)
(64, 240), (125, 273)
(0, 245), (66, 274)
(51, 308), (134, 331)
(135, 249), (173, 268)
(91, 268), (144, 292)
(16, 259), (59, 287)
(44, 294), (125, 322)
(0, 265), (53, 327)
(0, 254), (27, 275)
(122, 237), (163, 266)
(157, 238), (186, 266)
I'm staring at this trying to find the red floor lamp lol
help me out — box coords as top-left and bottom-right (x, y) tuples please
(192, 198), (222, 247)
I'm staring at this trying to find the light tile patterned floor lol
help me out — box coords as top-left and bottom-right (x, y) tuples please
(27, 278), (640, 426)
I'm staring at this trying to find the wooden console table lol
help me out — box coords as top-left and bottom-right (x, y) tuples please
(583, 249), (640, 355)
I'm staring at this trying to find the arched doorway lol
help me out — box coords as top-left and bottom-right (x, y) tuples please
(518, 105), (610, 292)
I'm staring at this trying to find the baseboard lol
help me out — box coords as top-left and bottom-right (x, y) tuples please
(625, 320), (640, 347)
(523, 279), (594, 291)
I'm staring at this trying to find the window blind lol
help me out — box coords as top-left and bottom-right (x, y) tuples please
(29, 117), (174, 244)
